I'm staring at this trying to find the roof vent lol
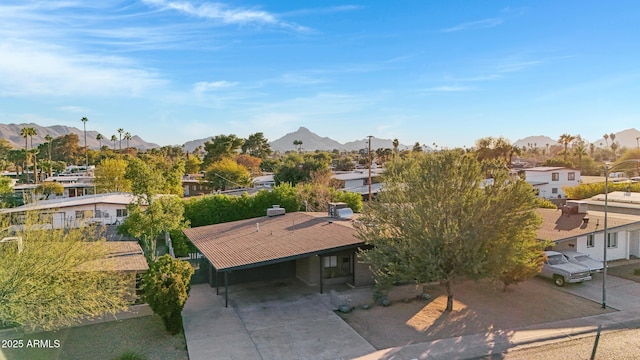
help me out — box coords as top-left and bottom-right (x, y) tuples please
(328, 202), (353, 219)
(267, 205), (286, 217)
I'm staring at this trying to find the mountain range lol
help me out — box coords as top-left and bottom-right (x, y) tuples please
(2, 123), (639, 153)
(0, 123), (158, 150)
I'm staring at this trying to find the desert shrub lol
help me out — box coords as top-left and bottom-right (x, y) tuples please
(143, 255), (194, 334)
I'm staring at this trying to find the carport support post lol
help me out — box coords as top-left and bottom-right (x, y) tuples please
(319, 255), (324, 294)
(224, 271), (229, 308)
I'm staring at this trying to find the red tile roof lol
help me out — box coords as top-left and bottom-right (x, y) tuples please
(183, 212), (363, 271)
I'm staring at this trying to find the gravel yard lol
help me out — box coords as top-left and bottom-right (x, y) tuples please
(338, 277), (615, 350)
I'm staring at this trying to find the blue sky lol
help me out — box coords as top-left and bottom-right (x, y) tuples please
(1, 1), (639, 148)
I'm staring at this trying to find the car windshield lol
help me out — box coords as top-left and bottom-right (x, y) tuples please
(548, 254), (567, 265)
(575, 255), (590, 262)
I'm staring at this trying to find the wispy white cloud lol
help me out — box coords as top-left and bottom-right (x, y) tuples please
(141, 0), (310, 32)
(193, 80), (238, 93)
(0, 40), (166, 97)
(441, 18), (503, 33)
(58, 105), (89, 113)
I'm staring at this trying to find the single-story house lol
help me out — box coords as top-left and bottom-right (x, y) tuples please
(332, 169), (384, 200)
(1, 192), (139, 229)
(536, 205), (640, 262)
(182, 207), (373, 306)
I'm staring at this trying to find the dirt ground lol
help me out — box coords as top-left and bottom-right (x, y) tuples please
(607, 262), (640, 283)
(338, 277), (615, 350)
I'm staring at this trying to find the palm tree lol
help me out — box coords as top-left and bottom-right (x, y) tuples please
(20, 127), (29, 182)
(609, 133), (616, 151)
(96, 133), (104, 149)
(293, 140), (303, 153)
(111, 135), (117, 150)
(117, 128), (124, 151)
(573, 144), (587, 170)
(558, 133), (575, 161)
(28, 127), (38, 183)
(124, 132), (132, 149)
(45, 134), (53, 177)
(81, 117), (89, 170)
(603, 134), (609, 148)
(392, 138), (399, 155)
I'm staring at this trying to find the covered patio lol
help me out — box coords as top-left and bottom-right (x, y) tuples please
(183, 211), (372, 307)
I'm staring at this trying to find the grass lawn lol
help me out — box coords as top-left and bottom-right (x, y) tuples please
(0, 315), (188, 360)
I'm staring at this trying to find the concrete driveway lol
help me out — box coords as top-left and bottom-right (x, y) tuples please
(553, 272), (640, 310)
(182, 280), (375, 360)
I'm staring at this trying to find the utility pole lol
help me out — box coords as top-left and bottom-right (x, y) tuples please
(367, 135), (373, 201)
(81, 117), (88, 174)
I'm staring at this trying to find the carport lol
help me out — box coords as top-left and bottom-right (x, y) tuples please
(183, 211), (367, 307)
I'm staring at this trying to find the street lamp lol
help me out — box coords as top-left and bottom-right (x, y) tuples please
(602, 159), (640, 309)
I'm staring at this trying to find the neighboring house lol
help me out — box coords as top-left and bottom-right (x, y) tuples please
(89, 241), (149, 303)
(0, 192), (139, 229)
(332, 169), (384, 199)
(182, 174), (214, 197)
(536, 198), (640, 262)
(252, 174), (275, 188)
(13, 175), (96, 202)
(182, 206), (373, 307)
(524, 167), (581, 199)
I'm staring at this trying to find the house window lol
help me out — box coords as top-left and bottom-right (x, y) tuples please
(552, 173), (559, 181)
(75, 210), (93, 219)
(568, 172), (576, 181)
(117, 209), (128, 217)
(323, 256), (337, 268)
(95, 210), (102, 218)
(607, 233), (618, 248)
(552, 188), (558, 194)
(587, 234), (595, 248)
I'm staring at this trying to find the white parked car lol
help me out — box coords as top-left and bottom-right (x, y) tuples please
(561, 251), (604, 274)
(540, 251), (592, 287)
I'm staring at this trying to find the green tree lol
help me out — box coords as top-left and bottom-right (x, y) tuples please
(293, 139), (303, 152)
(358, 151), (542, 312)
(184, 154), (203, 174)
(35, 182), (64, 199)
(94, 158), (132, 193)
(0, 215), (130, 330)
(241, 132), (272, 159)
(125, 157), (166, 205)
(142, 255), (193, 334)
(203, 134), (244, 167)
(205, 158), (251, 191)
(0, 176), (14, 206)
(274, 153), (330, 186)
(111, 135), (117, 150)
(121, 195), (187, 262)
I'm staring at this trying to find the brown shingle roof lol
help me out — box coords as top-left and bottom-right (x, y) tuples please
(94, 241), (149, 272)
(536, 208), (640, 242)
(183, 212), (363, 271)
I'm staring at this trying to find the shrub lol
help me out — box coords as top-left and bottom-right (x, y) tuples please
(143, 255), (194, 334)
(634, 268), (640, 276)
